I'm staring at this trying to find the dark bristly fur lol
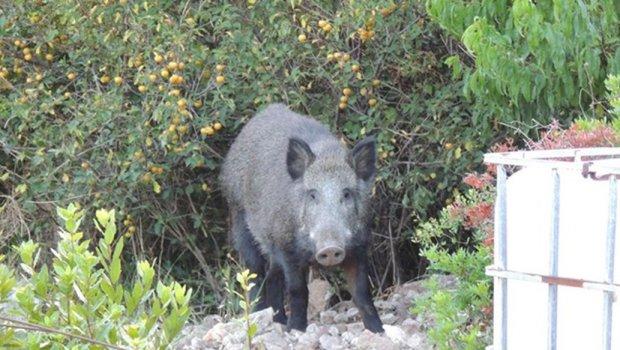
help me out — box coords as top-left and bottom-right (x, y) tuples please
(220, 103), (383, 332)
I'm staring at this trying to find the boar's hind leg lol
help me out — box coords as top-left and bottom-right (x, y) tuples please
(343, 247), (383, 333)
(265, 264), (287, 324)
(232, 209), (268, 311)
(280, 254), (309, 332)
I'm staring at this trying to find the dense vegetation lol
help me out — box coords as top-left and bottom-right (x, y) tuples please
(0, 0), (619, 348)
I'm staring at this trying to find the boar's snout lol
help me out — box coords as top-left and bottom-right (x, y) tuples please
(315, 245), (345, 266)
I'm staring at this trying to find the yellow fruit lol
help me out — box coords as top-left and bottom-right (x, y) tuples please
(141, 173), (152, 182)
(213, 122), (223, 131)
(114, 76), (123, 85)
(327, 53), (335, 61)
(178, 62), (185, 70)
(201, 183), (209, 191)
(167, 61), (178, 71)
(149, 74), (158, 82)
(372, 79), (381, 87)
(146, 137), (153, 147)
(168, 124), (176, 132)
(100, 75), (110, 84)
(67, 72), (76, 80)
(128, 226), (136, 234)
(339, 96), (348, 103)
(334, 52), (342, 60)
(215, 64), (226, 72)
(26, 77), (33, 83)
(138, 85), (147, 93)
(193, 99), (203, 108)
(360, 88), (368, 96)
(298, 34), (307, 43)
(351, 64), (360, 72)
(318, 20), (327, 28)
(24, 53), (32, 61)
(215, 75), (225, 85)
(342, 87), (352, 96)
(178, 124), (189, 133)
(177, 98), (187, 109)
(35, 73), (43, 81)
(444, 142), (454, 150)
(322, 23), (333, 32)
(342, 53), (350, 62)
(169, 89), (181, 96)
(338, 102), (347, 110)
(62, 173), (70, 183)
(63, 92), (71, 98)
(170, 74), (183, 84)
(158, 84), (165, 92)
(81, 162), (90, 170)
(154, 53), (164, 63)
(14, 40), (22, 47)
(368, 98), (377, 107)
(23, 48), (31, 55)
(200, 126), (215, 136)
(160, 69), (170, 78)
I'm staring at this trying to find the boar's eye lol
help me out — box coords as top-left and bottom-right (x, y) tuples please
(342, 188), (353, 201)
(307, 189), (318, 201)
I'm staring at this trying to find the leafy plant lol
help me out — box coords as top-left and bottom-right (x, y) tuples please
(233, 269), (259, 350)
(426, 0), (620, 125)
(0, 204), (192, 349)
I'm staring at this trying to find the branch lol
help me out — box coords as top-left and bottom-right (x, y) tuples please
(0, 316), (128, 350)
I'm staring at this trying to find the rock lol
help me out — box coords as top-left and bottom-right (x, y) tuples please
(346, 307), (359, 319)
(308, 279), (332, 320)
(319, 334), (345, 350)
(341, 331), (356, 344)
(296, 327), (320, 350)
(319, 310), (337, 324)
(383, 325), (407, 345)
(407, 333), (424, 348)
(351, 330), (399, 350)
(254, 330), (290, 350)
(380, 312), (397, 324)
(250, 307), (274, 330)
(333, 313), (349, 323)
(327, 325), (339, 336)
(346, 322), (364, 333)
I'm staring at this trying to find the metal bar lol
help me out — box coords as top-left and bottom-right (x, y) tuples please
(494, 165), (508, 350)
(603, 176), (617, 350)
(486, 268), (620, 292)
(548, 169), (560, 350)
(484, 147), (620, 162)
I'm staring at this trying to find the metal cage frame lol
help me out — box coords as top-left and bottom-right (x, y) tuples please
(484, 148), (620, 350)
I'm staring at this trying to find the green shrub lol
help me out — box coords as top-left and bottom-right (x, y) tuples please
(426, 0), (620, 125)
(0, 204), (191, 349)
(0, 0), (483, 302)
(413, 177), (495, 350)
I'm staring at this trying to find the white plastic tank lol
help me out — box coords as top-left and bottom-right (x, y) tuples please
(485, 148), (620, 350)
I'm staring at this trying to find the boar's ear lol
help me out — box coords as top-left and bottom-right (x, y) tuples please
(287, 137), (315, 180)
(349, 136), (376, 181)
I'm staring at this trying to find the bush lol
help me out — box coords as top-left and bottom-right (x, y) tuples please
(0, 204), (191, 348)
(426, 0), (620, 125)
(0, 0), (485, 304)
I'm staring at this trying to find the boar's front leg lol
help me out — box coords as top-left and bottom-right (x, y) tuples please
(343, 247), (383, 333)
(281, 253), (309, 332)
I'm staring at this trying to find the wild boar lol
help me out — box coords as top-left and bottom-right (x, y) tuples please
(220, 103), (383, 333)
